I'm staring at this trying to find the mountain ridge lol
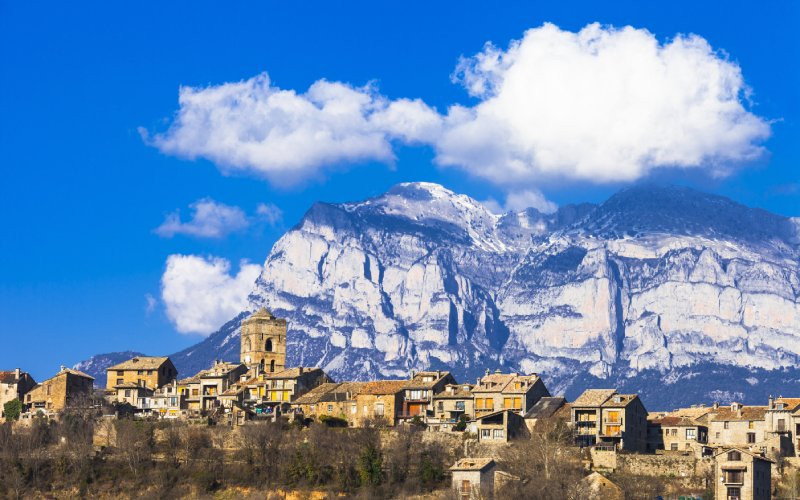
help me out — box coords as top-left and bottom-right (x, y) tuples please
(79, 183), (800, 408)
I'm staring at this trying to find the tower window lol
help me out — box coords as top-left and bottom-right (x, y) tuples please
(266, 339), (273, 352)
(270, 360), (275, 372)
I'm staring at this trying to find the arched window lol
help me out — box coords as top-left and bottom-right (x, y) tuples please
(270, 360), (275, 373)
(265, 339), (273, 352)
(244, 338), (251, 352)
(728, 451), (741, 461)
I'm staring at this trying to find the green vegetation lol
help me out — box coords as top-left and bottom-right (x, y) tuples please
(2, 399), (21, 421)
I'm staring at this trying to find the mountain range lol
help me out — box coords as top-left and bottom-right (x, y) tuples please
(77, 183), (800, 410)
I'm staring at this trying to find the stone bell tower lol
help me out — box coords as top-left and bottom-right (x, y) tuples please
(240, 308), (286, 374)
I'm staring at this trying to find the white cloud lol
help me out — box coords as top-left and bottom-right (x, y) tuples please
(256, 202), (283, 227)
(147, 73), (441, 186)
(161, 254), (261, 335)
(144, 293), (157, 315)
(437, 23), (771, 184)
(156, 198), (250, 238)
(146, 23), (770, 190)
(482, 189), (557, 214)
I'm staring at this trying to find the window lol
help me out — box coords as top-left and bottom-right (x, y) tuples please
(283, 390), (291, 401)
(747, 432), (756, 443)
(266, 339), (273, 352)
(455, 401), (465, 411)
(503, 397), (511, 409)
(116, 378), (123, 385)
(481, 429), (490, 438)
(670, 443), (678, 451)
(437, 401), (443, 411)
(375, 403), (385, 416)
(686, 428), (696, 440)
(117, 370), (124, 376)
(724, 421), (729, 429)
(147, 370), (153, 376)
(607, 411), (620, 423)
(476, 398), (484, 409)
(125, 390), (131, 397)
(724, 470), (743, 484)
(726, 487), (741, 499)
(461, 480), (471, 494)
(671, 428), (678, 436)
(514, 382), (521, 390)
(485, 398), (494, 410)
(137, 370), (144, 375)
(716, 432), (720, 439)
(269, 360), (275, 373)
(493, 429), (504, 439)
(513, 397), (521, 409)
(778, 418), (786, 432)
(409, 390), (424, 400)
(748, 420), (754, 429)
(327, 404), (333, 413)
(727, 451), (741, 461)
(363, 405), (368, 415)
(351, 404), (357, 414)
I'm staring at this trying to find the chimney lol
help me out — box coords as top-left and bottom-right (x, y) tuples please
(411, 370), (416, 379)
(14, 368), (20, 380)
(713, 402), (719, 409)
(485, 369), (490, 376)
(768, 395), (774, 409)
(299, 367), (304, 374)
(495, 368), (501, 374)
(60, 365), (66, 372)
(436, 370), (441, 378)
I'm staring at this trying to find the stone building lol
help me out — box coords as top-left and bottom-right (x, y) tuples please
(523, 396), (567, 432)
(24, 367), (94, 414)
(353, 380), (406, 427)
(430, 383), (474, 431)
(647, 415), (710, 456)
(471, 409), (528, 442)
(0, 368), (36, 420)
(708, 403), (770, 449)
(713, 448), (772, 500)
(571, 389), (648, 452)
(292, 382), (357, 421)
(105, 356), (177, 391)
(238, 367), (331, 415)
(240, 308), (286, 374)
(450, 458), (496, 499)
(179, 361), (248, 414)
(472, 369), (550, 418)
(398, 370), (456, 421)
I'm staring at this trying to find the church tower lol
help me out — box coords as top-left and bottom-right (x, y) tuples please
(240, 308), (286, 374)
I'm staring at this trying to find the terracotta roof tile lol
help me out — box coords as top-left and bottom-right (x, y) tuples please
(572, 389), (616, 407)
(107, 356), (171, 371)
(711, 406), (768, 422)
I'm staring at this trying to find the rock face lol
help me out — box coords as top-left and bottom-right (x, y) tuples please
(80, 183), (800, 408)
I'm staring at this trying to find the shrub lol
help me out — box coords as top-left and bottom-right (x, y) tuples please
(3, 399), (21, 421)
(318, 415), (348, 428)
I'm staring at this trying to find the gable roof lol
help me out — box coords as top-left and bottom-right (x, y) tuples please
(404, 371), (451, 389)
(358, 380), (407, 395)
(433, 384), (474, 399)
(649, 415), (701, 427)
(472, 372), (540, 394)
(775, 397), (800, 411)
(713, 447), (775, 463)
(602, 394), (640, 408)
(525, 397), (566, 419)
(572, 389), (616, 407)
(59, 368), (95, 380)
(107, 356), (171, 371)
(450, 458), (495, 471)
(711, 406), (768, 422)
(0, 371), (20, 384)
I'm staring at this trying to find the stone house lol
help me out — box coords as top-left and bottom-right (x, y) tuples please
(398, 370), (456, 421)
(713, 448), (772, 500)
(292, 382), (363, 423)
(708, 403), (771, 451)
(105, 356), (177, 391)
(472, 369), (550, 418)
(523, 396), (567, 432)
(571, 389), (648, 452)
(24, 367), (94, 414)
(0, 369), (36, 420)
(471, 409), (528, 443)
(145, 380), (186, 418)
(240, 308), (286, 374)
(352, 380), (406, 426)
(430, 383), (474, 431)
(179, 361), (248, 414)
(240, 367), (331, 415)
(450, 458), (496, 499)
(580, 472), (624, 500)
(111, 383), (154, 408)
(647, 415), (710, 456)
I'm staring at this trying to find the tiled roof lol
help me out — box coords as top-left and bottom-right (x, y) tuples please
(293, 383), (343, 405)
(711, 406), (768, 422)
(450, 458), (494, 471)
(265, 367), (321, 379)
(114, 383), (151, 390)
(775, 398), (800, 411)
(472, 373), (514, 393)
(434, 384), (474, 399)
(404, 371), (450, 389)
(524, 397), (566, 419)
(572, 389), (616, 407)
(357, 380), (406, 395)
(107, 356), (170, 371)
(666, 407), (715, 420)
(649, 415), (700, 427)
(246, 307), (277, 320)
(602, 394), (639, 408)
(0, 371), (19, 384)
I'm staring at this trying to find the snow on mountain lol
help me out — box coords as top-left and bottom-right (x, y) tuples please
(82, 183), (800, 409)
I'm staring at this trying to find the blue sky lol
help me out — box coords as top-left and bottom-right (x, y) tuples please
(1, 1), (798, 380)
